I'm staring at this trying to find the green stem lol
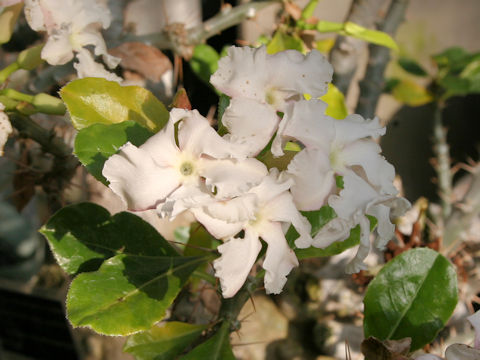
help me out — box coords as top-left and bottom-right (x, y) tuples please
(0, 88), (35, 103)
(0, 62), (20, 84)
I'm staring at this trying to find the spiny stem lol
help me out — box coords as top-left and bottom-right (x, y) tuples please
(433, 101), (452, 220)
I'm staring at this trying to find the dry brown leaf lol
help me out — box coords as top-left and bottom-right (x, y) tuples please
(109, 42), (172, 82)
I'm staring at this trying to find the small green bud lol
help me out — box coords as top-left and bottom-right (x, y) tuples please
(18, 44), (44, 70)
(32, 93), (66, 115)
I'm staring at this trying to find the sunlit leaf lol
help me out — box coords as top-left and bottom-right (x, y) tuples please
(124, 322), (207, 360)
(364, 248), (458, 351)
(67, 254), (204, 335)
(60, 78), (169, 131)
(267, 30), (305, 54)
(74, 121), (153, 184)
(390, 79), (433, 106)
(314, 38), (335, 54)
(40, 202), (178, 275)
(344, 22), (398, 51)
(320, 83), (348, 119)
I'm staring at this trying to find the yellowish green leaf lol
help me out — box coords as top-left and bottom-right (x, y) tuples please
(344, 22), (398, 51)
(320, 83), (348, 119)
(267, 30), (305, 54)
(391, 79), (433, 106)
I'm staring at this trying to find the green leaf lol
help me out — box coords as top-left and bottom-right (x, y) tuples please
(433, 47), (473, 72)
(124, 322), (207, 360)
(301, 0), (319, 20)
(267, 30), (305, 54)
(344, 22), (398, 51)
(190, 44), (220, 86)
(184, 224), (219, 257)
(181, 322), (235, 360)
(217, 94), (230, 136)
(398, 57), (428, 77)
(363, 248), (458, 351)
(74, 121), (153, 184)
(40, 202), (178, 275)
(315, 20), (344, 33)
(391, 79), (433, 106)
(60, 78), (169, 132)
(17, 44), (44, 70)
(320, 83), (348, 119)
(67, 254), (204, 335)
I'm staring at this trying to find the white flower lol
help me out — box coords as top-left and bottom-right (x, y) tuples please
(102, 108), (267, 212)
(275, 99), (397, 212)
(24, 0), (119, 68)
(74, 48), (122, 82)
(0, 103), (12, 156)
(211, 46), (333, 156)
(322, 171), (410, 273)
(183, 169), (312, 298)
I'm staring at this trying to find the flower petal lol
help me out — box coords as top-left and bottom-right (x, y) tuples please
(273, 99), (334, 156)
(136, 120), (179, 168)
(41, 30), (74, 65)
(312, 218), (353, 248)
(103, 142), (181, 210)
(258, 221), (299, 295)
(285, 148), (335, 211)
(171, 108), (248, 159)
(333, 115), (385, 146)
(74, 49), (122, 82)
(468, 310), (480, 349)
(222, 98), (279, 157)
(341, 139), (397, 195)
(261, 191), (313, 249)
(210, 46), (268, 102)
(213, 228), (262, 298)
(345, 214), (371, 274)
(199, 157), (267, 198)
(0, 109), (12, 156)
(269, 48), (332, 99)
(191, 208), (244, 240)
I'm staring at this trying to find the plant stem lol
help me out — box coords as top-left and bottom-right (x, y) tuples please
(192, 269), (217, 285)
(9, 114), (72, 158)
(355, 0), (409, 118)
(443, 165), (480, 254)
(432, 101), (452, 220)
(329, 0), (387, 95)
(0, 62), (20, 84)
(123, 1), (278, 57)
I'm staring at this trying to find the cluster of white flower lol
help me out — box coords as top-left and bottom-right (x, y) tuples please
(24, 0), (121, 81)
(102, 46), (409, 298)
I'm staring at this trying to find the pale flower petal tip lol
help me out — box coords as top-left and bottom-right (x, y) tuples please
(467, 310), (480, 349)
(0, 108), (13, 156)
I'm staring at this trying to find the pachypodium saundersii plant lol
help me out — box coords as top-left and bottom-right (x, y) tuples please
(0, 0), (467, 358)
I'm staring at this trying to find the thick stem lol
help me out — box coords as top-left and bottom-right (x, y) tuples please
(443, 165), (480, 254)
(355, 0), (409, 118)
(330, 0), (387, 95)
(123, 1), (278, 57)
(9, 114), (72, 158)
(433, 102), (452, 220)
(218, 276), (260, 325)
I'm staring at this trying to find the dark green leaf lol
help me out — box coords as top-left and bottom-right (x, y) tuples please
(74, 121), (153, 184)
(184, 223), (219, 257)
(124, 322), (207, 360)
(363, 248), (458, 351)
(67, 254), (204, 335)
(190, 44), (220, 86)
(398, 57), (428, 77)
(433, 47), (473, 72)
(181, 323), (235, 360)
(40, 202), (178, 275)
(60, 78), (169, 131)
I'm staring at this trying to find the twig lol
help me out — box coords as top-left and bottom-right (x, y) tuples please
(330, 0), (387, 95)
(433, 101), (452, 220)
(123, 1), (279, 57)
(355, 0), (409, 118)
